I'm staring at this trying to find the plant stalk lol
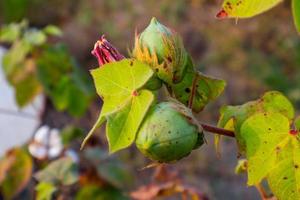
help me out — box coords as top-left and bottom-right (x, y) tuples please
(200, 123), (235, 137)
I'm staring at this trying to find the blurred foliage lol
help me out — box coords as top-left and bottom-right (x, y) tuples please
(0, 0), (29, 22)
(0, 20), (94, 116)
(60, 126), (85, 146)
(35, 157), (78, 185)
(36, 44), (94, 116)
(83, 147), (133, 189)
(0, 147), (32, 200)
(76, 185), (129, 200)
(35, 182), (57, 200)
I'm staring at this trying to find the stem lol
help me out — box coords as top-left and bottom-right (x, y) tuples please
(200, 123), (235, 138)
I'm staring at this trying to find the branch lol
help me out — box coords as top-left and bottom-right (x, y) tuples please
(200, 123), (235, 138)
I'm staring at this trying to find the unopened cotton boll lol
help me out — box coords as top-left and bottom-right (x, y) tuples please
(136, 102), (204, 163)
(133, 17), (188, 85)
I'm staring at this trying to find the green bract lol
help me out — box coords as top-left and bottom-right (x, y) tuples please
(172, 61), (226, 112)
(136, 102), (203, 163)
(133, 17), (188, 84)
(143, 75), (162, 91)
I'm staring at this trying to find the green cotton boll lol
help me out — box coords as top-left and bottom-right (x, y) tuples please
(133, 17), (188, 85)
(135, 102), (204, 163)
(139, 18), (172, 63)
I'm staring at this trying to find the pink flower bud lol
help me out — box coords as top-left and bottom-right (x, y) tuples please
(91, 35), (125, 67)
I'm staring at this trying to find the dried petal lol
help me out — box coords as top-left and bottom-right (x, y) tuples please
(91, 35), (125, 67)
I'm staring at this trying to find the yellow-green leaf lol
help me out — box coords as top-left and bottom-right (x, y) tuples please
(241, 112), (290, 185)
(267, 139), (300, 200)
(241, 112), (300, 200)
(292, 0), (300, 33)
(82, 59), (154, 149)
(106, 90), (154, 153)
(218, 0), (283, 19)
(91, 59), (154, 100)
(218, 91), (294, 152)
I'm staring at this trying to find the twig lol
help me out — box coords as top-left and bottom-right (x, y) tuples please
(200, 123), (235, 137)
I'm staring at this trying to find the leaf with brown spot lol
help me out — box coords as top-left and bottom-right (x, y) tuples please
(218, 91), (294, 152)
(240, 112), (300, 200)
(217, 0), (282, 19)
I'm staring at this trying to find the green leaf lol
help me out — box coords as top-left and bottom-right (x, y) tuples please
(219, 0), (282, 18)
(107, 90), (154, 153)
(35, 157), (78, 186)
(218, 91), (294, 151)
(241, 112), (300, 199)
(81, 59), (154, 149)
(295, 116), (300, 131)
(91, 59), (154, 101)
(14, 70), (42, 107)
(267, 139), (300, 200)
(172, 65), (225, 112)
(43, 25), (63, 36)
(0, 147), (33, 199)
(37, 44), (94, 116)
(50, 76), (92, 116)
(1, 34), (43, 107)
(82, 90), (132, 147)
(36, 182), (57, 200)
(50, 76), (71, 111)
(292, 0), (300, 34)
(241, 112), (290, 185)
(81, 112), (107, 149)
(2, 39), (31, 77)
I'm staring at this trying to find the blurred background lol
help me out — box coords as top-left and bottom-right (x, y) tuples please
(0, 0), (299, 199)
